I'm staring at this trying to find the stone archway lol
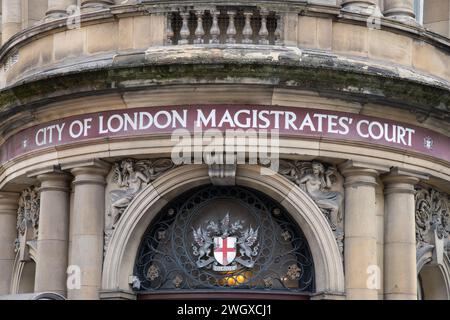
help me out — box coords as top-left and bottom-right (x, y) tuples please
(102, 164), (345, 297)
(10, 245), (37, 294)
(417, 245), (450, 300)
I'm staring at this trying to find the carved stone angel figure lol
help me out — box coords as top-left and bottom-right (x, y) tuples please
(109, 158), (174, 227)
(279, 160), (343, 231)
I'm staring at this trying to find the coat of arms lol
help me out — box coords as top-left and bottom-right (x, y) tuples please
(192, 213), (259, 271)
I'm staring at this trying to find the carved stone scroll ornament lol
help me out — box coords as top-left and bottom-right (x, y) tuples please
(278, 160), (345, 256)
(14, 186), (40, 256)
(415, 188), (450, 253)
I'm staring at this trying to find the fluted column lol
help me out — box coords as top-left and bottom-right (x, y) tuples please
(384, 0), (416, 22)
(340, 162), (380, 300)
(2, 0), (22, 44)
(46, 0), (77, 19)
(0, 192), (19, 295)
(342, 0), (378, 14)
(68, 161), (109, 300)
(382, 169), (420, 300)
(81, 0), (113, 12)
(34, 172), (71, 296)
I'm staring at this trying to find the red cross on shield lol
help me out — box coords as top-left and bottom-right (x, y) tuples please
(214, 237), (237, 266)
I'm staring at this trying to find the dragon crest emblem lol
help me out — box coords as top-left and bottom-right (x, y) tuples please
(192, 213), (259, 271)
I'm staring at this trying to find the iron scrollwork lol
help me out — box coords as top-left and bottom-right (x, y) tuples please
(134, 186), (315, 293)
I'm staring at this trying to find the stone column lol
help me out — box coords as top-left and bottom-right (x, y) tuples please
(67, 161), (109, 300)
(2, 0), (22, 44)
(375, 184), (385, 300)
(342, 0), (378, 14)
(340, 161), (380, 300)
(383, 0), (416, 22)
(34, 172), (71, 296)
(382, 169), (420, 300)
(46, 0), (77, 19)
(0, 192), (19, 295)
(81, 0), (113, 12)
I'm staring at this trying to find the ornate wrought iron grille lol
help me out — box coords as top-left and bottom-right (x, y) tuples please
(134, 186), (314, 293)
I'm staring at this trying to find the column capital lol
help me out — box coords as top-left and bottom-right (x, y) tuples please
(0, 191), (20, 201)
(37, 172), (72, 193)
(0, 191), (20, 212)
(339, 160), (388, 187)
(64, 159), (110, 186)
(382, 167), (425, 195)
(61, 159), (111, 173)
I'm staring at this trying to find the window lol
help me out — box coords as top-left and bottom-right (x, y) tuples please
(134, 186), (315, 294)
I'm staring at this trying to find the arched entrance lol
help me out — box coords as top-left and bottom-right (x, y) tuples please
(134, 185), (314, 299)
(102, 165), (344, 298)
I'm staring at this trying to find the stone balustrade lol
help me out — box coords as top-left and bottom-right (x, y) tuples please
(166, 7), (282, 46)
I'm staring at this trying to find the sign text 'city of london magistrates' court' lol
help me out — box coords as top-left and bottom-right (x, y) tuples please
(1, 105), (449, 164)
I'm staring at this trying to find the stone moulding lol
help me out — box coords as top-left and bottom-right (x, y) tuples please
(0, 45), (449, 131)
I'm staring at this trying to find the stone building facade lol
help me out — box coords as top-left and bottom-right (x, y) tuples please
(0, 0), (449, 300)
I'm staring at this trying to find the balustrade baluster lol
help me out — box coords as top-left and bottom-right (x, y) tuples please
(226, 11), (237, 44)
(194, 10), (205, 44)
(179, 11), (190, 45)
(166, 13), (174, 45)
(242, 12), (253, 44)
(274, 14), (282, 45)
(210, 10), (221, 44)
(258, 9), (269, 45)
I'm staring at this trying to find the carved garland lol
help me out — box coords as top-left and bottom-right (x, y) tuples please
(415, 187), (450, 252)
(14, 186), (40, 254)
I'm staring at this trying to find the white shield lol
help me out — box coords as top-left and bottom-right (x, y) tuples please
(213, 237), (237, 266)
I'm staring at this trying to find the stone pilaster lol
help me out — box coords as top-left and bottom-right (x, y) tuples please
(66, 160), (109, 300)
(384, 0), (416, 22)
(339, 161), (382, 300)
(2, 0), (22, 44)
(0, 192), (19, 295)
(46, 0), (77, 19)
(34, 172), (71, 296)
(382, 168), (422, 300)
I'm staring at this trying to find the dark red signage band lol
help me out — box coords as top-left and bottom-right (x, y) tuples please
(1, 105), (449, 165)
